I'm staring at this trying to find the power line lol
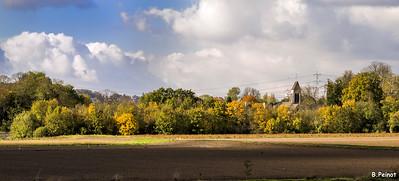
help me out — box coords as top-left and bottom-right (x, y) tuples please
(193, 74), (314, 92)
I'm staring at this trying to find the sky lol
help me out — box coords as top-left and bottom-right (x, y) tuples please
(1, 0), (399, 98)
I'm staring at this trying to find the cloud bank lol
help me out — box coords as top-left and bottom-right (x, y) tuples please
(0, 32), (161, 94)
(142, 0), (399, 96)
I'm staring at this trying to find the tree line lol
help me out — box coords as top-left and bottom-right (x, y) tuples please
(1, 62), (399, 139)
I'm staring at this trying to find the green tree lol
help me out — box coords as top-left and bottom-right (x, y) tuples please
(0, 72), (84, 131)
(155, 104), (189, 134)
(137, 102), (160, 134)
(342, 72), (383, 104)
(10, 111), (37, 139)
(140, 87), (199, 108)
(389, 111), (399, 133)
(44, 106), (75, 136)
(326, 71), (353, 105)
(226, 87), (240, 102)
(187, 107), (208, 134)
(30, 99), (58, 125)
(206, 100), (228, 133)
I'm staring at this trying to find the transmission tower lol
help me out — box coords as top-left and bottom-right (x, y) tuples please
(313, 72), (322, 98)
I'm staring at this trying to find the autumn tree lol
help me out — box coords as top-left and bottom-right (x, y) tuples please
(326, 71), (353, 105)
(227, 100), (249, 133)
(250, 103), (272, 133)
(10, 111), (37, 139)
(342, 72), (383, 104)
(114, 113), (138, 135)
(45, 106), (75, 136)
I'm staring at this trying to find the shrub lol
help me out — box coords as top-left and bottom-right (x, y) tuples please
(155, 103), (191, 134)
(250, 103), (272, 133)
(206, 100), (228, 133)
(264, 105), (292, 133)
(10, 111), (37, 139)
(227, 100), (249, 133)
(187, 107), (208, 134)
(74, 103), (117, 135)
(138, 102), (160, 134)
(318, 101), (366, 133)
(45, 106), (74, 136)
(389, 111), (399, 133)
(293, 109), (318, 133)
(114, 113), (138, 135)
(31, 99), (58, 124)
(33, 126), (48, 137)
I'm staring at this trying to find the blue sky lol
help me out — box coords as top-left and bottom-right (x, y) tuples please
(1, 0), (399, 98)
(0, 0), (193, 52)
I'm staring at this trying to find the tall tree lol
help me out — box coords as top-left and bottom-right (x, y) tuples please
(226, 87), (240, 102)
(242, 87), (260, 100)
(342, 72), (383, 104)
(326, 71), (353, 105)
(362, 61), (392, 79)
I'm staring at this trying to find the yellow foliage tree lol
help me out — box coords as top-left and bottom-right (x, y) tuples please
(251, 103), (271, 133)
(264, 105), (292, 133)
(227, 100), (248, 133)
(317, 105), (340, 133)
(114, 113), (138, 135)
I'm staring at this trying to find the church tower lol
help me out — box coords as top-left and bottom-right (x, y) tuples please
(291, 81), (301, 105)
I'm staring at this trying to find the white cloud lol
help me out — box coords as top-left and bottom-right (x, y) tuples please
(1, 32), (76, 76)
(0, 32), (163, 94)
(135, 18), (147, 32)
(86, 42), (126, 65)
(195, 48), (223, 58)
(345, 6), (399, 39)
(72, 55), (97, 82)
(126, 50), (146, 62)
(144, 0), (399, 97)
(146, 0), (307, 41)
(120, 12), (130, 23)
(0, 32), (160, 94)
(3, 1), (399, 97)
(120, 11), (147, 32)
(166, 52), (184, 61)
(312, 0), (399, 7)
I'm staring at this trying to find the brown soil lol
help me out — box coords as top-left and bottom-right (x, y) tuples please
(1, 140), (399, 180)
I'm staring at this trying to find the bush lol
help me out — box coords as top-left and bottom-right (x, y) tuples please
(227, 100), (250, 133)
(33, 126), (48, 137)
(31, 99), (58, 124)
(187, 107), (208, 134)
(114, 113), (138, 135)
(10, 111), (37, 139)
(45, 106), (74, 136)
(264, 105), (292, 133)
(293, 110), (317, 133)
(138, 102), (159, 134)
(389, 111), (399, 133)
(250, 103), (272, 133)
(318, 101), (367, 133)
(155, 104), (191, 134)
(205, 100), (229, 134)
